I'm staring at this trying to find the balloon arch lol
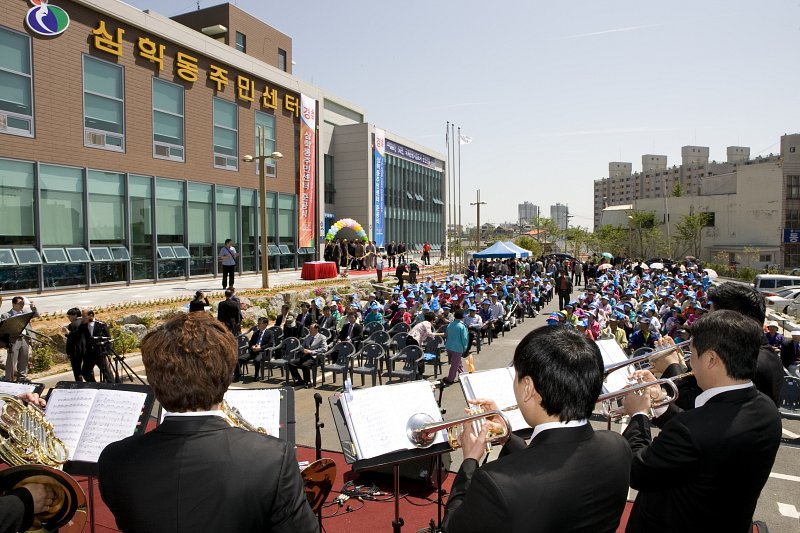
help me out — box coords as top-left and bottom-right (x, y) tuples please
(325, 218), (369, 243)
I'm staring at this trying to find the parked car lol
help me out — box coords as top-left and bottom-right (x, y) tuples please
(753, 274), (800, 294)
(764, 287), (800, 313)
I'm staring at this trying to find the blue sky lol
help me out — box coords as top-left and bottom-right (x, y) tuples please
(127, 0), (800, 229)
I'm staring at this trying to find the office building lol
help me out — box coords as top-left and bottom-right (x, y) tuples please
(518, 202), (539, 227)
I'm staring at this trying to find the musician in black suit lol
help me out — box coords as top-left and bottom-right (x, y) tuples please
(216, 289), (241, 335)
(622, 311), (782, 533)
(781, 330), (800, 376)
(443, 326), (631, 533)
(76, 309), (113, 382)
(98, 312), (317, 532)
(244, 317), (273, 381)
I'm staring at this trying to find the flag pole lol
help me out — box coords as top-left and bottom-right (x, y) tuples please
(457, 126), (463, 274)
(445, 121), (451, 272)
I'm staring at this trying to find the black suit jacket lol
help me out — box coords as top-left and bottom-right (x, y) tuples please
(780, 338), (799, 369)
(624, 387), (781, 533)
(337, 322), (362, 342)
(443, 424), (631, 533)
(98, 416), (317, 533)
(217, 299), (241, 333)
(248, 328), (274, 356)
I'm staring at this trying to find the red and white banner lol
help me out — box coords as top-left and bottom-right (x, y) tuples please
(298, 94), (317, 248)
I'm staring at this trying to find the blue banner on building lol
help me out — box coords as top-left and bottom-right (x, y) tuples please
(374, 129), (386, 247)
(784, 229), (800, 243)
(385, 139), (435, 167)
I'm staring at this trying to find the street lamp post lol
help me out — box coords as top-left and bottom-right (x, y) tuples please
(470, 189), (487, 249)
(242, 148), (283, 289)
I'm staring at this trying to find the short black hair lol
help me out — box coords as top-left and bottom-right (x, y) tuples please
(513, 325), (603, 422)
(11, 296), (23, 305)
(423, 311), (436, 322)
(707, 282), (765, 325)
(224, 289), (234, 298)
(453, 309), (464, 320)
(690, 310), (761, 380)
(67, 307), (81, 317)
(257, 316), (269, 325)
(224, 239), (232, 244)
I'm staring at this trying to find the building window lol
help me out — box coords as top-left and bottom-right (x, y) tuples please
(791, 147), (796, 153)
(152, 78), (184, 162)
(759, 254), (772, 263)
(702, 212), (715, 227)
(0, 27), (33, 137)
(278, 48), (287, 71)
(787, 209), (800, 229)
(255, 111), (276, 177)
(235, 31), (246, 53)
(324, 154), (335, 204)
(213, 97), (237, 170)
(83, 55), (124, 151)
(788, 175), (800, 199)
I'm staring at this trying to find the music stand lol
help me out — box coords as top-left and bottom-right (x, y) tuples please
(0, 311), (35, 348)
(46, 381), (155, 533)
(329, 382), (452, 533)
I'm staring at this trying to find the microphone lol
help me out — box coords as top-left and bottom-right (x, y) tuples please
(314, 393), (322, 406)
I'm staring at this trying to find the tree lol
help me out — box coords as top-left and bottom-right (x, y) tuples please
(593, 225), (628, 258)
(673, 212), (711, 258)
(531, 217), (561, 248)
(513, 236), (542, 258)
(628, 210), (656, 259)
(671, 183), (686, 197)
(563, 226), (590, 258)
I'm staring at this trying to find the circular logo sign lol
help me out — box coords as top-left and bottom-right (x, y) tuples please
(25, 1), (70, 37)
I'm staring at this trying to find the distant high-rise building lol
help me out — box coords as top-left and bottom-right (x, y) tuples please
(551, 203), (569, 231)
(518, 202), (539, 226)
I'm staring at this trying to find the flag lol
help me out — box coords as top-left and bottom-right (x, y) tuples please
(459, 134), (473, 145)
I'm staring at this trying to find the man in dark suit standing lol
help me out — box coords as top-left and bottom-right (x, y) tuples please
(77, 309), (114, 382)
(622, 311), (781, 533)
(98, 312), (317, 532)
(443, 326), (631, 533)
(217, 289), (241, 336)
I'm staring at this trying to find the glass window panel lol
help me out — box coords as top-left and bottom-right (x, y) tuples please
(129, 175), (153, 279)
(157, 246), (176, 259)
(156, 178), (184, 244)
(213, 98), (237, 129)
(110, 246), (130, 261)
(153, 112), (183, 144)
(0, 159), (35, 245)
(0, 28), (30, 73)
(0, 71), (32, 115)
(152, 79), (183, 114)
(83, 56), (122, 98)
(40, 164), (84, 246)
(90, 247), (112, 261)
(213, 127), (237, 155)
(42, 249), (68, 264)
(66, 248), (90, 262)
(0, 249), (16, 265)
(172, 245), (190, 259)
(216, 186), (238, 205)
(14, 248), (41, 265)
(84, 93), (123, 133)
(88, 171), (124, 242)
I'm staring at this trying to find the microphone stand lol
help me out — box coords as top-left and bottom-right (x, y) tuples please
(314, 392), (324, 532)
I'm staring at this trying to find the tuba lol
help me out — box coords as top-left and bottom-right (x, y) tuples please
(0, 394), (87, 532)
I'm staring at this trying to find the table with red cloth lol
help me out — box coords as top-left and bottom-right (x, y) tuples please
(301, 261), (338, 280)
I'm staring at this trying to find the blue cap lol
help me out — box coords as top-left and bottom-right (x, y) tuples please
(482, 299), (491, 305)
(577, 320), (588, 328)
(398, 303), (407, 309)
(468, 305), (477, 311)
(332, 295), (341, 301)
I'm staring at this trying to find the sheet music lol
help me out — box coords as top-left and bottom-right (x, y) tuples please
(460, 368), (530, 431)
(596, 339), (633, 394)
(224, 389), (282, 437)
(0, 382), (37, 396)
(72, 389), (147, 463)
(342, 381), (445, 460)
(45, 389), (98, 461)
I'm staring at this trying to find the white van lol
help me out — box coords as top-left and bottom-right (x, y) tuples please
(753, 274), (800, 294)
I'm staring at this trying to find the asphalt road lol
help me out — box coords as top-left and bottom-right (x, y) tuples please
(34, 294), (800, 532)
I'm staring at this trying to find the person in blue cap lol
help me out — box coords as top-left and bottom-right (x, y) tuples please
(627, 316), (660, 354)
(364, 303), (384, 325)
(463, 306), (484, 354)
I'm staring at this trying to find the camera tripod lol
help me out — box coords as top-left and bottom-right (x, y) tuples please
(98, 339), (146, 385)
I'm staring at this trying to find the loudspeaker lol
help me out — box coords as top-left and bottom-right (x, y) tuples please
(360, 453), (451, 486)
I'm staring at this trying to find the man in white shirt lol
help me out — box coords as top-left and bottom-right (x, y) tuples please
(289, 323), (327, 387)
(488, 294), (505, 338)
(0, 296), (38, 382)
(218, 239), (239, 290)
(462, 306), (484, 354)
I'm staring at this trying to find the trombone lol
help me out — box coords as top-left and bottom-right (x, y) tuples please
(596, 371), (694, 421)
(407, 406), (514, 453)
(604, 340), (691, 377)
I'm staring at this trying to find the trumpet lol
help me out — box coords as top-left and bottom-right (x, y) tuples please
(596, 372), (694, 421)
(407, 407), (512, 452)
(221, 400), (267, 434)
(604, 340), (691, 377)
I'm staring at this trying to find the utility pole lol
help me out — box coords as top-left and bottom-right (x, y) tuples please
(470, 190), (487, 249)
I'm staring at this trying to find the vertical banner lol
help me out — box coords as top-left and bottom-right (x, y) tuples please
(373, 128), (386, 247)
(298, 94), (317, 248)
